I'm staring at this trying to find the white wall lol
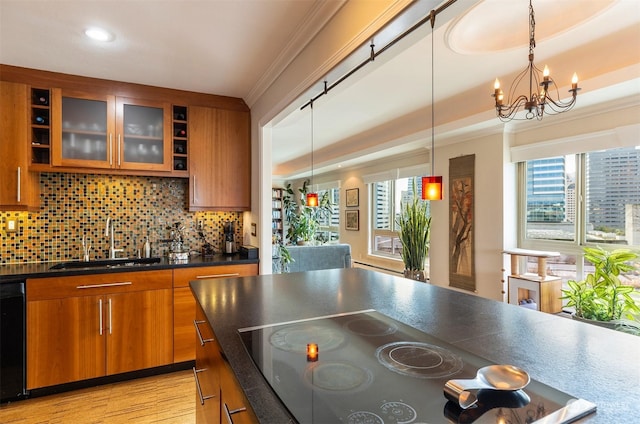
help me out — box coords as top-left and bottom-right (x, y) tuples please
(430, 133), (507, 301)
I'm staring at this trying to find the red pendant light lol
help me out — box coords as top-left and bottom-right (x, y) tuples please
(306, 192), (318, 207)
(306, 100), (318, 207)
(422, 176), (443, 201)
(422, 10), (443, 201)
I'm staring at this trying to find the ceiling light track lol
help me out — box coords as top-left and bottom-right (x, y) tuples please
(300, 0), (457, 111)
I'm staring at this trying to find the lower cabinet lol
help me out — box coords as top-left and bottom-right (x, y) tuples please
(194, 303), (257, 424)
(173, 264), (258, 363)
(26, 270), (173, 389)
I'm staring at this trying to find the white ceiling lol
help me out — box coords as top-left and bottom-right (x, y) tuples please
(1, 0), (639, 181)
(0, 0), (338, 101)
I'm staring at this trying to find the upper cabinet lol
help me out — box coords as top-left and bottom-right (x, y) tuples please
(51, 89), (172, 172)
(189, 106), (251, 211)
(1, 65), (250, 189)
(0, 81), (40, 210)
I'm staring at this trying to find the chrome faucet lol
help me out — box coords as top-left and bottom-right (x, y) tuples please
(105, 217), (124, 259)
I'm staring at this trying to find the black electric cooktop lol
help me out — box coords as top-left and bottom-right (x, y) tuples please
(239, 310), (596, 424)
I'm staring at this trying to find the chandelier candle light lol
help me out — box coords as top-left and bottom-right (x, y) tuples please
(422, 9), (443, 201)
(493, 0), (580, 121)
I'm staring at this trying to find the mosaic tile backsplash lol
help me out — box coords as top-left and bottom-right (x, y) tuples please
(0, 173), (243, 264)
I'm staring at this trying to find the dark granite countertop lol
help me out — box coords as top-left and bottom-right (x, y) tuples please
(0, 254), (258, 282)
(190, 268), (640, 424)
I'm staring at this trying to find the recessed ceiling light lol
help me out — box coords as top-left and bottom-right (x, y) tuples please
(84, 27), (114, 42)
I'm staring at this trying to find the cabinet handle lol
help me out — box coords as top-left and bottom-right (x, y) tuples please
(193, 320), (214, 346)
(98, 298), (103, 336)
(117, 134), (121, 167)
(223, 402), (247, 424)
(196, 273), (240, 279)
(108, 298), (112, 335)
(109, 133), (113, 166)
(192, 175), (197, 204)
(192, 367), (216, 405)
(76, 282), (132, 289)
(16, 166), (21, 203)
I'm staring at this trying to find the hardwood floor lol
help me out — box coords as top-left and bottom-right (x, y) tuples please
(0, 370), (195, 424)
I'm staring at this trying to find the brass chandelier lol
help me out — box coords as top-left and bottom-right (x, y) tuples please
(492, 0), (580, 121)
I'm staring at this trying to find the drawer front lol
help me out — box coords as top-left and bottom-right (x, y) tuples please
(173, 264), (258, 288)
(27, 269), (173, 301)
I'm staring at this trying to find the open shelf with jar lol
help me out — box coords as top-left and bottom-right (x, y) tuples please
(30, 88), (51, 164)
(172, 105), (188, 174)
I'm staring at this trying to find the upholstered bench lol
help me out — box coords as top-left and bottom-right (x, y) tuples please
(285, 244), (352, 272)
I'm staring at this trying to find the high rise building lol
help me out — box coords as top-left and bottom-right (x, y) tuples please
(526, 157), (566, 222)
(586, 146), (640, 231)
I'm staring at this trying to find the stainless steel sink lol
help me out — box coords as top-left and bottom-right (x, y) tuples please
(49, 257), (161, 270)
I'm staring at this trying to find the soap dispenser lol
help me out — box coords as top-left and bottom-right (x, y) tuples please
(144, 237), (151, 258)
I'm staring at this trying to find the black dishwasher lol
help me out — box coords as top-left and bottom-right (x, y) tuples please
(0, 280), (26, 403)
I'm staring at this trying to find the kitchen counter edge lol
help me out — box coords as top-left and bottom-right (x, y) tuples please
(0, 255), (259, 281)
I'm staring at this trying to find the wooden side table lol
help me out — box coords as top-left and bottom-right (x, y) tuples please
(503, 248), (563, 314)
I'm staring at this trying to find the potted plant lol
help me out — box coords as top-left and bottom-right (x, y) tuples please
(283, 180), (332, 245)
(561, 246), (640, 329)
(396, 181), (431, 282)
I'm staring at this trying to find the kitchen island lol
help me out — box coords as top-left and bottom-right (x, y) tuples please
(191, 268), (640, 423)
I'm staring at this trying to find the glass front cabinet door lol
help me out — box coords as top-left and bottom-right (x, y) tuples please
(51, 89), (171, 171)
(51, 90), (115, 169)
(116, 97), (171, 171)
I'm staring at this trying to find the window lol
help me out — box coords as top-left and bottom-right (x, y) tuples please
(524, 155), (576, 242)
(371, 177), (429, 259)
(520, 146), (640, 283)
(316, 187), (340, 243)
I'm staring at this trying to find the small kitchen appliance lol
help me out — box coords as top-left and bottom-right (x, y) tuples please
(239, 310), (596, 424)
(223, 221), (235, 254)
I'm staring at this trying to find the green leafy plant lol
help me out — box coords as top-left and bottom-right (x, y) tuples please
(273, 244), (293, 273)
(561, 246), (640, 322)
(283, 180), (333, 245)
(396, 180), (431, 276)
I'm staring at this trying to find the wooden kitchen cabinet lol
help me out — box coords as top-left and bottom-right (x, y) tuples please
(219, 356), (258, 424)
(194, 305), (221, 424)
(194, 303), (257, 424)
(26, 270), (173, 389)
(0, 81), (40, 210)
(173, 264), (258, 363)
(189, 106), (251, 211)
(50, 89), (172, 172)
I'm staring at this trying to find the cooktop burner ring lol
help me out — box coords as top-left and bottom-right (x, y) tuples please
(388, 345), (444, 369)
(304, 361), (373, 393)
(376, 341), (464, 379)
(380, 401), (417, 424)
(269, 323), (346, 353)
(346, 411), (384, 424)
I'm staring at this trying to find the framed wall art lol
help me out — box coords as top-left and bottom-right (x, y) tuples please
(449, 154), (476, 292)
(345, 210), (359, 231)
(346, 188), (359, 207)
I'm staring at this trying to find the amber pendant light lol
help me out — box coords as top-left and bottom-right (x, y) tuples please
(422, 10), (443, 201)
(422, 176), (443, 200)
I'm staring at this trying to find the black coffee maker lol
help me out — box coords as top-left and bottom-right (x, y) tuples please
(223, 221), (235, 254)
